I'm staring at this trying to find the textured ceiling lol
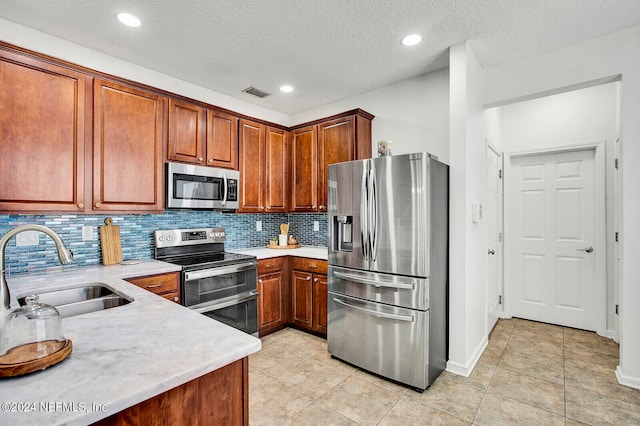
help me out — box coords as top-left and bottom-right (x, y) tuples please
(1, 0), (639, 115)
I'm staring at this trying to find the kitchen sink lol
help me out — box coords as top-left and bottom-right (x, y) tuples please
(17, 283), (132, 318)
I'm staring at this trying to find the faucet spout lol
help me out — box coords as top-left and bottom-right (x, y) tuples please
(1, 225), (74, 310)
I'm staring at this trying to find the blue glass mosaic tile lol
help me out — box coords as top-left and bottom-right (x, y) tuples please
(0, 211), (328, 275)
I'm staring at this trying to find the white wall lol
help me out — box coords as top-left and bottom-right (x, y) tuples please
(290, 69), (450, 163)
(484, 24), (640, 389)
(447, 41), (488, 376)
(0, 18), (289, 126)
(497, 83), (620, 336)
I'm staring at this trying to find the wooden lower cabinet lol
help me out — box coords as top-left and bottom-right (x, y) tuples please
(125, 272), (181, 304)
(290, 258), (328, 335)
(93, 358), (248, 426)
(257, 257), (288, 336)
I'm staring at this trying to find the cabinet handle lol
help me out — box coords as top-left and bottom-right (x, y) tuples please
(145, 283), (163, 289)
(77, 203), (84, 209)
(266, 264), (273, 268)
(94, 202), (101, 208)
(314, 278), (319, 282)
(198, 157), (204, 161)
(258, 279), (263, 284)
(309, 264), (317, 269)
(306, 276), (311, 281)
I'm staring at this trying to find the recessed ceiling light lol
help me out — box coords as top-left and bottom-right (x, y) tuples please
(117, 12), (141, 28)
(401, 34), (422, 46)
(280, 85), (294, 93)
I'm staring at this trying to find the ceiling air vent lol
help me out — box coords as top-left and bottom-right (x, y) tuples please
(242, 86), (271, 98)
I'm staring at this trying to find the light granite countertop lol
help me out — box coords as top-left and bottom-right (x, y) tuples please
(229, 245), (327, 260)
(0, 260), (261, 426)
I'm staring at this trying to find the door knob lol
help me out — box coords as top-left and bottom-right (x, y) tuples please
(577, 247), (594, 253)
(488, 249), (495, 255)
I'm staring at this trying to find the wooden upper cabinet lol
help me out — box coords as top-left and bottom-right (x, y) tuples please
(290, 126), (318, 212)
(238, 119), (265, 212)
(289, 110), (373, 213)
(0, 49), (86, 212)
(265, 127), (288, 212)
(317, 117), (354, 212)
(208, 110), (239, 170)
(93, 79), (164, 212)
(168, 99), (205, 165)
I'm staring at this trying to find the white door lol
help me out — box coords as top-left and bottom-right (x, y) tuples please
(509, 149), (597, 330)
(487, 145), (503, 332)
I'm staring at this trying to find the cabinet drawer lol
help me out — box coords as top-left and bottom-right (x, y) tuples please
(258, 257), (285, 274)
(291, 257), (327, 274)
(126, 272), (180, 295)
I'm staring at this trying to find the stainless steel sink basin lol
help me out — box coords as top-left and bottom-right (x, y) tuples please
(18, 283), (132, 318)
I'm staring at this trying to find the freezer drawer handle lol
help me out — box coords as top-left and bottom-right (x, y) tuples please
(332, 297), (414, 322)
(333, 271), (415, 290)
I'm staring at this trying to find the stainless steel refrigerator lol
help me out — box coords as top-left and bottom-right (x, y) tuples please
(327, 152), (448, 391)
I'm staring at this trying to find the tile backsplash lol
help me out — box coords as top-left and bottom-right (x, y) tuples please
(0, 211), (328, 275)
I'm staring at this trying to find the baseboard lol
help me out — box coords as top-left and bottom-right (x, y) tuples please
(446, 337), (488, 377)
(604, 328), (619, 343)
(616, 366), (640, 390)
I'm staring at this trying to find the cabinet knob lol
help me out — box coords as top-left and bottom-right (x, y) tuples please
(260, 206), (264, 210)
(173, 297), (179, 302)
(306, 276), (311, 281)
(258, 279), (263, 284)
(319, 205), (325, 210)
(313, 278), (319, 282)
(309, 264), (317, 269)
(94, 202), (101, 208)
(312, 205), (316, 209)
(208, 159), (213, 163)
(198, 157), (204, 161)
(77, 203), (84, 209)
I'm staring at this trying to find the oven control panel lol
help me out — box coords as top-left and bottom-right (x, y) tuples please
(155, 227), (226, 248)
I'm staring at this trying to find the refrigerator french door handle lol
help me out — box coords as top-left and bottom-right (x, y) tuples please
(332, 297), (414, 322)
(360, 166), (369, 261)
(333, 270), (415, 290)
(369, 169), (377, 261)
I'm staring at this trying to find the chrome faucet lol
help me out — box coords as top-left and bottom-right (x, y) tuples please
(1, 225), (73, 309)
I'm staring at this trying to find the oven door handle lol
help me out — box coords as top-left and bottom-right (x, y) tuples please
(191, 291), (259, 313)
(184, 262), (257, 281)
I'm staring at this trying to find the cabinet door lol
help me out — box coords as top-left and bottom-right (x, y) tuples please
(168, 99), (205, 165)
(317, 117), (354, 212)
(238, 119), (265, 212)
(93, 79), (164, 212)
(207, 110), (238, 170)
(258, 271), (285, 334)
(290, 126), (317, 212)
(313, 274), (328, 334)
(291, 271), (313, 329)
(0, 50), (86, 212)
(265, 127), (288, 212)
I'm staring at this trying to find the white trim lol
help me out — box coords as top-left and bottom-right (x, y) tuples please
(486, 138), (505, 329)
(504, 140), (607, 336)
(616, 366), (640, 390)
(446, 337), (488, 377)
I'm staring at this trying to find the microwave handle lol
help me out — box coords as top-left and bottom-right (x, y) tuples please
(221, 173), (228, 206)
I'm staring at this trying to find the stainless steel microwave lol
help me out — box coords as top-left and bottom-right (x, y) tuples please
(166, 162), (239, 210)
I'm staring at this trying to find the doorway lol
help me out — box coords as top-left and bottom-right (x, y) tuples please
(504, 143), (606, 333)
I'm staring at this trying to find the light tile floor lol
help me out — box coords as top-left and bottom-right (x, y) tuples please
(249, 319), (640, 425)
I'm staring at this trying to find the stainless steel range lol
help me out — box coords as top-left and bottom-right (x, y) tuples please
(154, 227), (258, 336)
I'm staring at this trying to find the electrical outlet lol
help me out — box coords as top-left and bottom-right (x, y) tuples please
(256, 221), (262, 232)
(82, 225), (94, 241)
(16, 231), (39, 247)
(313, 221), (319, 232)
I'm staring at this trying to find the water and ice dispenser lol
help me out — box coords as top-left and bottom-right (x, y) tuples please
(333, 215), (353, 252)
